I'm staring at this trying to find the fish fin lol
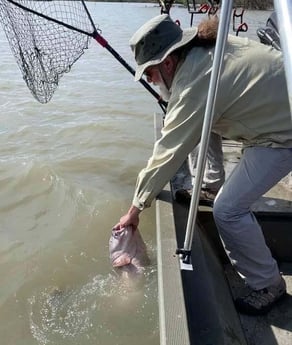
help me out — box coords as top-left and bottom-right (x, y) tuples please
(112, 254), (132, 267)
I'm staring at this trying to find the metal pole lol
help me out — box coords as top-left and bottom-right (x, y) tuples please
(273, 0), (292, 116)
(180, 0), (233, 263)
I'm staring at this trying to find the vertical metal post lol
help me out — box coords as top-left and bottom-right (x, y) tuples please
(180, 0), (233, 264)
(274, 0), (292, 115)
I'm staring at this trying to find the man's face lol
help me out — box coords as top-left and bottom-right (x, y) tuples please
(144, 64), (171, 101)
(144, 65), (162, 85)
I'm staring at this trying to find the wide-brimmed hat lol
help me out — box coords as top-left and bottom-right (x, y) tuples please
(130, 14), (198, 81)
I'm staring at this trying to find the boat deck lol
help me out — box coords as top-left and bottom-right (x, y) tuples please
(154, 113), (292, 345)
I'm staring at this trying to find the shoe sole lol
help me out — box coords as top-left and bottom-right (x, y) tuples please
(235, 291), (287, 316)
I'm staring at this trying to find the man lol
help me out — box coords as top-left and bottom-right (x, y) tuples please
(116, 14), (292, 315)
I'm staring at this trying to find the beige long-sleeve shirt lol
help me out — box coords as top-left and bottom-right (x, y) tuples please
(132, 35), (292, 210)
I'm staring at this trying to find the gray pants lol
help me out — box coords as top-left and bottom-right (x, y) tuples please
(213, 146), (292, 289)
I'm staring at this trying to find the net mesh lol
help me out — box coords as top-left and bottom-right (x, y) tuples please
(0, 1), (95, 103)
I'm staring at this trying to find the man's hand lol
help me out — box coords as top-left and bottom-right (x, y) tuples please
(115, 205), (141, 231)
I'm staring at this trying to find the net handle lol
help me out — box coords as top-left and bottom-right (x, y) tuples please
(94, 34), (167, 113)
(6, 0), (167, 113)
(81, 0), (167, 114)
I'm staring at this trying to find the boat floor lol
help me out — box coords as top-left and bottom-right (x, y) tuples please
(171, 140), (292, 345)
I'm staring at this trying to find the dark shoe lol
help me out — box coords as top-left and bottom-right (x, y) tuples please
(175, 189), (192, 204)
(175, 188), (218, 207)
(199, 188), (218, 206)
(234, 277), (287, 316)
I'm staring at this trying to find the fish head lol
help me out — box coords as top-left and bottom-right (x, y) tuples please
(109, 227), (135, 267)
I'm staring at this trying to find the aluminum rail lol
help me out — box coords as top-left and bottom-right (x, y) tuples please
(274, 0), (292, 115)
(178, 0), (233, 264)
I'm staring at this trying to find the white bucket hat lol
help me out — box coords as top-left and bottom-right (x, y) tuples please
(130, 14), (198, 81)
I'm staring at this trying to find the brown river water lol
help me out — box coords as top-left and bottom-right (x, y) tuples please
(0, 2), (272, 344)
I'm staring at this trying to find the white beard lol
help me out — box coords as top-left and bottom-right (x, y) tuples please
(158, 80), (171, 102)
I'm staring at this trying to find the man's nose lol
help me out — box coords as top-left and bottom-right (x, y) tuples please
(146, 75), (153, 83)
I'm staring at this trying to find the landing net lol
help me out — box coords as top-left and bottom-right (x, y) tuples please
(0, 1), (95, 103)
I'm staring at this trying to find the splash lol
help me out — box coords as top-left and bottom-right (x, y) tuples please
(28, 269), (158, 345)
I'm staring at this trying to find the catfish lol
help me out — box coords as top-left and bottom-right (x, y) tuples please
(109, 226), (149, 277)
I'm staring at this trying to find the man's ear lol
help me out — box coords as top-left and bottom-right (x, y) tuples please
(163, 55), (177, 75)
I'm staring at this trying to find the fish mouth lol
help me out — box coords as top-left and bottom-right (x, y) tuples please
(111, 226), (128, 239)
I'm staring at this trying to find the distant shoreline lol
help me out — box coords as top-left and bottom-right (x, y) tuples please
(86, 0), (274, 10)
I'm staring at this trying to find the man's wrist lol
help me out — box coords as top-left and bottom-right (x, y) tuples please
(128, 205), (141, 216)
